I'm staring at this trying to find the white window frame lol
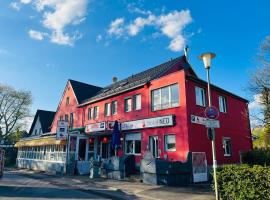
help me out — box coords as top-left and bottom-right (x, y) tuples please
(133, 94), (142, 110)
(112, 101), (117, 115)
(223, 137), (232, 157)
(124, 97), (132, 112)
(105, 103), (111, 116)
(195, 86), (206, 107)
(94, 106), (99, 119)
(164, 134), (176, 152)
(219, 96), (227, 113)
(125, 133), (141, 155)
(151, 83), (179, 111)
(88, 108), (92, 120)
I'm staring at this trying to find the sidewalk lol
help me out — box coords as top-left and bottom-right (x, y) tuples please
(10, 169), (215, 200)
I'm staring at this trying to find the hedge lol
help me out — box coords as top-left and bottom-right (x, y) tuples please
(216, 165), (270, 200)
(241, 148), (270, 166)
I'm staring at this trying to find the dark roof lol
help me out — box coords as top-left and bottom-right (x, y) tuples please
(29, 110), (56, 134)
(80, 56), (191, 105)
(69, 79), (103, 104)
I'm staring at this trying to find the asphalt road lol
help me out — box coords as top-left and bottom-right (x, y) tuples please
(0, 171), (109, 200)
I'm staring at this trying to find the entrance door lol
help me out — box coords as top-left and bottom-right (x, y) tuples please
(149, 136), (159, 158)
(100, 140), (111, 159)
(78, 138), (87, 161)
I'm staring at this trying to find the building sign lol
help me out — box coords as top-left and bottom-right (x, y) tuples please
(191, 115), (220, 128)
(121, 115), (174, 131)
(56, 121), (68, 139)
(85, 122), (106, 133)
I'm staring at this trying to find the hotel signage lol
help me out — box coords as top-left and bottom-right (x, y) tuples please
(121, 115), (174, 131)
(85, 115), (174, 133)
(85, 122), (106, 133)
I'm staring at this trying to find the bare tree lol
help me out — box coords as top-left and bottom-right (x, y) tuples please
(0, 84), (32, 141)
(249, 36), (270, 126)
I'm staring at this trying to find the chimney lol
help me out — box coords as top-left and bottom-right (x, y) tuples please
(112, 76), (118, 83)
(184, 45), (189, 61)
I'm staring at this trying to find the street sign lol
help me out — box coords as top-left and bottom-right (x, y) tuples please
(205, 119), (220, 128)
(205, 106), (219, 119)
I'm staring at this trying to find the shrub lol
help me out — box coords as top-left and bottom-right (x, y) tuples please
(241, 148), (270, 166)
(216, 165), (270, 200)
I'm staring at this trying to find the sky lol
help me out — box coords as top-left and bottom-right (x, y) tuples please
(0, 0), (269, 127)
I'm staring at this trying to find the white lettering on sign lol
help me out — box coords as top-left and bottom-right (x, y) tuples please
(121, 115), (174, 131)
(191, 115), (220, 128)
(85, 122), (106, 133)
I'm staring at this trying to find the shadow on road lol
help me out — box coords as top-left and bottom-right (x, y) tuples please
(0, 184), (139, 199)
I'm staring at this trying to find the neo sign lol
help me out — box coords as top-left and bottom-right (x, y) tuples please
(205, 106), (219, 120)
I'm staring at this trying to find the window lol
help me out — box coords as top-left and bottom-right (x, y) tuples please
(59, 115), (63, 121)
(125, 133), (141, 155)
(219, 96), (227, 113)
(151, 84), (179, 111)
(64, 114), (68, 122)
(195, 86), (206, 107)
(66, 97), (70, 105)
(223, 138), (232, 156)
(112, 101), (117, 115)
(70, 113), (74, 129)
(93, 106), (99, 119)
(105, 103), (111, 116)
(124, 98), (132, 112)
(164, 135), (176, 151)
(87, 108), (92, 120)
(133, 94), (142, 110)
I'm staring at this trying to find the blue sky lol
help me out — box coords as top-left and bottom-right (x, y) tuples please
(0, 0), (269, 123)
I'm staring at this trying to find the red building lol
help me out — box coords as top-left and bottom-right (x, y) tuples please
(49, 55), (252, 168)
(16, 55), (252, 176)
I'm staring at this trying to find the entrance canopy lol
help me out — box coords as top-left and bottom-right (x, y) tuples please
(15, 136), (66, 148)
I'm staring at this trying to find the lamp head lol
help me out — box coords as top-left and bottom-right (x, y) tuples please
(199, 52), (216, 69)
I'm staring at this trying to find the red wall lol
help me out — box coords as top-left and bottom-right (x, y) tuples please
(50, 70), (252, 166)
(51, 82), (83, 133)
(83, 70), (190, 162)
(185, 78), (252, 165)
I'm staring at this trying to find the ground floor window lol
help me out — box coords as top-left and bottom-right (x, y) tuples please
(17, 145), (66, 162)
(125, 133), (141, 155)
(223, 137), (232, 156)
(164, 134), (176, 152)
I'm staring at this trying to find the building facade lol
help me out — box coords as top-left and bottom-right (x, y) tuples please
(16, 55), (252, 176)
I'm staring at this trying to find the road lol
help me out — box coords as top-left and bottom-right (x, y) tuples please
(0, 171), (111, 200)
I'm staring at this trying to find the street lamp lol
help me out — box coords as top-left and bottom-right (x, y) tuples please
(199, 52), (218, 200)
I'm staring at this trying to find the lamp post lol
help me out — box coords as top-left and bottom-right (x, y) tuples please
(199, 52), (218, 200)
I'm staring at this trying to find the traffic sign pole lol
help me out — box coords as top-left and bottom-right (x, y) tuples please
(206, 67), (219, 200)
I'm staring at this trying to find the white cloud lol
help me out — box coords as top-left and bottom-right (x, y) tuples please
(108, 18), (125, 37)
(28, 29), (47, 40)
(14, 0), (88, 46)
(128, 15), (155, 36)
(10, 2), (20, 11)
(107, 10), (193, 52)
(249, 94), (263, 110)
(168, 35), (185, 52)
(249, 94), (264, 128)
(20, 0), (32, 4)
(127, 4), (152, 15)
(96, 34), (102, 42)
